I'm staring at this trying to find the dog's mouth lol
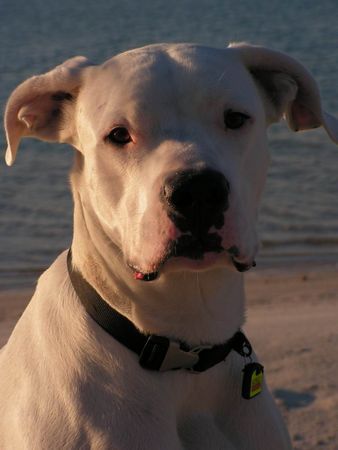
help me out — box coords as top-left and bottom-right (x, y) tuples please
(171, 232), (224, 259)
(129, 235), (255, 281)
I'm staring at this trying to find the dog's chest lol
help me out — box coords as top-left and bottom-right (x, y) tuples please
(83, 358), (240, 449)
(33, 346), (238, 450)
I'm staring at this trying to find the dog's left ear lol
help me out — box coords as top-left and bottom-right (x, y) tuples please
(229, 43), (338, 144)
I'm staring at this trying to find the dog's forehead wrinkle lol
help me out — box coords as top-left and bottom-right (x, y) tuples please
(104, 48), (177, 89)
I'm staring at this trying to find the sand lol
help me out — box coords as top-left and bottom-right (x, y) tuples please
(1, 266), (338, 449)
(245, 266), (338, 450)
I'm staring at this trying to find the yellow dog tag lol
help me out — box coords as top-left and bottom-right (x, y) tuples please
(242, 362), (264, 399)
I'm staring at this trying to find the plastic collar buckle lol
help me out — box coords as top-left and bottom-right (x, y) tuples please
(139, 335), (200, 371)
(186, 344), (214, 373)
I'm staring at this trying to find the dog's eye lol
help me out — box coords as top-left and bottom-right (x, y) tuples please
(107, 127), (132, 145)
(224, 110), (250, 130)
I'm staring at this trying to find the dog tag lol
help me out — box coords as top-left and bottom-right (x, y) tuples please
(242, 362), (264, 399)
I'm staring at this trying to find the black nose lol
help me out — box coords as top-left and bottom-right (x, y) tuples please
(162, 169), (230, 234)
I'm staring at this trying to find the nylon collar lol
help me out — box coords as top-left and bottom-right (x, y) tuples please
(67, 249), (253, 372)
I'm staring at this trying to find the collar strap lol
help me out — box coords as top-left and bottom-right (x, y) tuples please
(67, 249), (253, 372)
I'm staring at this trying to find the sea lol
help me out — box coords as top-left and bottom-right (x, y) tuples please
(1, 0), (338, 289)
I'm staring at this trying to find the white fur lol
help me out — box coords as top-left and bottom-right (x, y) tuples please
(1, 43), (338, 449)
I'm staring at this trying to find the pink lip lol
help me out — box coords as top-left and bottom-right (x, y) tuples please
(130, 251), (256, 281)
(129, 234), (256, 281)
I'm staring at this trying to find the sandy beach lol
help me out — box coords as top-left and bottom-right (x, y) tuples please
(1, 265), (337, 450)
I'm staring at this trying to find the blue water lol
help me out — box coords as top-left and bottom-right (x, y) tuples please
(1, 0), (338, 288)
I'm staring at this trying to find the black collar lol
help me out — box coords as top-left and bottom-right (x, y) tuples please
(67, 249), (253, 372)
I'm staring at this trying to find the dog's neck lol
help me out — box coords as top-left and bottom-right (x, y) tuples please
(71, 182), (245, 346)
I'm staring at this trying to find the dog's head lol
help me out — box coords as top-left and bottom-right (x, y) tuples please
(4, 44), (338, 280)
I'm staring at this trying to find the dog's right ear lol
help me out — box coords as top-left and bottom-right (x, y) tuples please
(4, 56), (93, 166)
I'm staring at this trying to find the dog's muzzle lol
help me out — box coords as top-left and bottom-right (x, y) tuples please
(131, 169), (255, 281)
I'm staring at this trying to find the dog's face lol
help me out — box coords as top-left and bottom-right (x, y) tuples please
(75, 45), (269, 277)
(4, 44), (338, 280)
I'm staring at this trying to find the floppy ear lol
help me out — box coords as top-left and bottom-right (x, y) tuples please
(4, 56), (93, 166)
(229, 43), (338, 144)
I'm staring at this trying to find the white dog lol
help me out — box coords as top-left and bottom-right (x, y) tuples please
(1, 43), (338, 449)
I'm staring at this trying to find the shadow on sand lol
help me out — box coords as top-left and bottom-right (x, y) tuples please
(273, 388), (316, 410)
